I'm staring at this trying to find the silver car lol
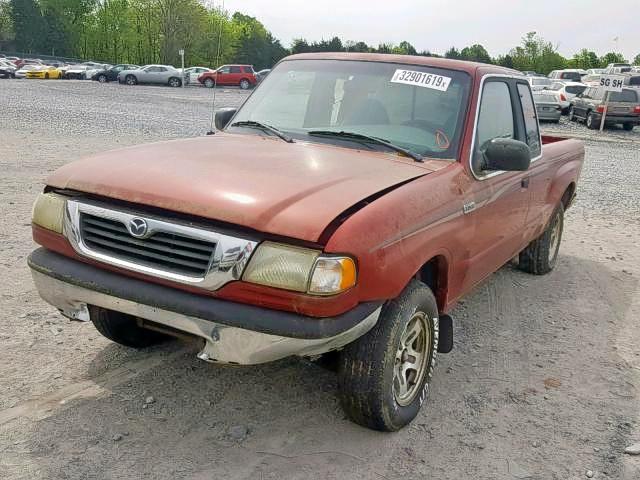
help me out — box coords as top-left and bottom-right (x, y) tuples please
(529, 76), (552, 91)
(117, 65), (183, 87)
(533, 92), (562, 122)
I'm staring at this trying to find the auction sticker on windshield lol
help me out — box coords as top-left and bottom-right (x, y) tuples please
(391, 69), (451, 92)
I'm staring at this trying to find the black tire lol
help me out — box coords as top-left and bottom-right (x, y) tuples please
(338, 280), (439, 431)
(568, 106), (575, 122)
(89, 306), (170, 348)
(623, 123), (634, 131)
(44, 73), (49, 79)
(98, 74), (107, 83)
(586, 111), (598, 130)
(239, 79), (251, 90)
(125, 75), (137, 86)
(204, 78), (215, 88)
(519, 203), (564, 275)
(168, 77), (181, 88)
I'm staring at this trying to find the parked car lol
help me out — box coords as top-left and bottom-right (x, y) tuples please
(15, 58), (42, 69)
(89, 64), (139, 83)
(64, 65), (92, 80)
(569, 87), (640, 130)
(544, 81), (587, 113)
(181, 66), (212, 84)
(198, 64), (257, 89)
(605, 66), (633, 74)
(0, 60), (16, 78)
(548, 69), (586, 82)
(580, 74), (602, 86)
(256, 68), (271, 82)
(117, 65), (183, 87)
(585, 68), (606, 75)
(605, 63), (631, 71)
(532, 92), (562, 122)
(14, 64), (38, 78)
(26, 65), (62, 79)
(528, 76), (552, 91)
(29, 53), (584, 432)
(84, 64), (112, 80)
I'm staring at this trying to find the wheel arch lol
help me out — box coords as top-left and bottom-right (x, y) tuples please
(415, 254), (450, 312)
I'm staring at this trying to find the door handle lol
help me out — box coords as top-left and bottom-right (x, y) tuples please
(521, 177), (530, 188)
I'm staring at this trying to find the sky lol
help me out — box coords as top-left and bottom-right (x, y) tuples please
(222, 0), (639, 62)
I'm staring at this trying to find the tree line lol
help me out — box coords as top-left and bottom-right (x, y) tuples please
(1, 1), (639, 73)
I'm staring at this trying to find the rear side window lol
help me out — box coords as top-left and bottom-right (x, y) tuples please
(561, 72), (582, 81)
(565, 85), (587, 95)
(243, 66), (254, 73)
(473, 81), (515, 173)
(610, 90), (638, 102)
(517, 84), (541, 158)
(230, 66), (242, 73)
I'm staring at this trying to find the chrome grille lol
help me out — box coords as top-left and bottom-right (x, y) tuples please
(79, 213), (216, 277)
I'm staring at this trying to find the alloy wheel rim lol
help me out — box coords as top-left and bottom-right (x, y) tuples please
(393, 311), (431, 406)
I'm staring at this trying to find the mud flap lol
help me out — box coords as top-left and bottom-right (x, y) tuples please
(437, 314), (453, 353)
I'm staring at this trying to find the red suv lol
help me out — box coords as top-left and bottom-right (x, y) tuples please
(198, 65), (257, 89)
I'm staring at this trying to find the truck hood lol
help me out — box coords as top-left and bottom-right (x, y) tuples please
(46, 134), (440, 242)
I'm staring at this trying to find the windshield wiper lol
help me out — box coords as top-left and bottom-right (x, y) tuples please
(307, 130), (423, 162)
(230, 120), (295, 143)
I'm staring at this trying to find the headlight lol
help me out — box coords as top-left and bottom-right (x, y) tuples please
(242, 241), (356, 295)
(32, 192), (67, 233)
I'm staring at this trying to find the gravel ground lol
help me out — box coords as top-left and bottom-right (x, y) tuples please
(1, 80), (640, 480)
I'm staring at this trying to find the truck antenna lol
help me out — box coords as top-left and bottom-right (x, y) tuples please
(207, 0), (226, 135)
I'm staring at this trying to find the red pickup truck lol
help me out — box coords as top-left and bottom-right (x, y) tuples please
(29, 53), (583, 431)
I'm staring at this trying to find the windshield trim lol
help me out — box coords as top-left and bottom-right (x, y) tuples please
(226, 58), (473, 161)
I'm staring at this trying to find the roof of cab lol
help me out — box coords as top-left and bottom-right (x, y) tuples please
(282, 52), (522, 78)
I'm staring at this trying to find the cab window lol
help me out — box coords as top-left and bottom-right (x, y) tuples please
(516, 83), (541, 158)
(472, 80), (515, 174)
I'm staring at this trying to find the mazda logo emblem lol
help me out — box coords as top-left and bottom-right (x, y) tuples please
(128, 218), (148, 238)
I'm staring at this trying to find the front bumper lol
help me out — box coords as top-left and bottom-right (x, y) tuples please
(28, 248), (381, 365)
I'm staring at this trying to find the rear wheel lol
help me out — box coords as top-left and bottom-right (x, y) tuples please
(239, 79), (251, 90)
(338, 280), (438, 431)
(519, 203), (564, 275)
(204, 78), (215, 88)
(89, 306), (171, 348)
(623, 123), (634, 131)
(586, 111), (598, 129)
(168, 77), (182, 88)
(125, 75), (137, 86)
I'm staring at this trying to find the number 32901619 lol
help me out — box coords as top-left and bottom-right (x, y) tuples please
(391, 69), (452, 92)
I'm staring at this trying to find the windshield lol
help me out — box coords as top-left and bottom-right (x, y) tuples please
(229, 59), (472, 159)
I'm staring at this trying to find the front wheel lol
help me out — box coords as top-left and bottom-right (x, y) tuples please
(204, 78), (215, 88)
(89, 306), (171, 348)
(98, 74), (107, 83)
(586, 111), (598, 130)
(338, 280), (439, 431)
(168, 77), (181, 88)
(568, 106), (576, 122)
(623, 123), (634, 131)
(519, 203), (564, 275)
(125, 75), (137, 86)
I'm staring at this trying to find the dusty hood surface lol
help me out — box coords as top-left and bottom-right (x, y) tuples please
(47, 133), (440, 242)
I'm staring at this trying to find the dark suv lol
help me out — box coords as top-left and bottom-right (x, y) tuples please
(569, 87), (640, 131)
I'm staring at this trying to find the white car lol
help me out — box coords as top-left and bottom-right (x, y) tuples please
(585, 68), (606, 75)
(64, 65), (92, 80)
(528, 76), (553, 91)
(181, 66), (213, 85)
(543, 81), (588, 113)
(14, 64), (38, 79)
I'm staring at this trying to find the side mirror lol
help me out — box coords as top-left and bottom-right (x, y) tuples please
(483, 138), (531, 171)
(214, 108), (237, 130)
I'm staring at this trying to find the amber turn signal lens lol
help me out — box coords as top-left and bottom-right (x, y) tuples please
(308, 257), (357, 295)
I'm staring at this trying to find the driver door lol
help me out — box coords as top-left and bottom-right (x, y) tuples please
(461, 78), (533, 292)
